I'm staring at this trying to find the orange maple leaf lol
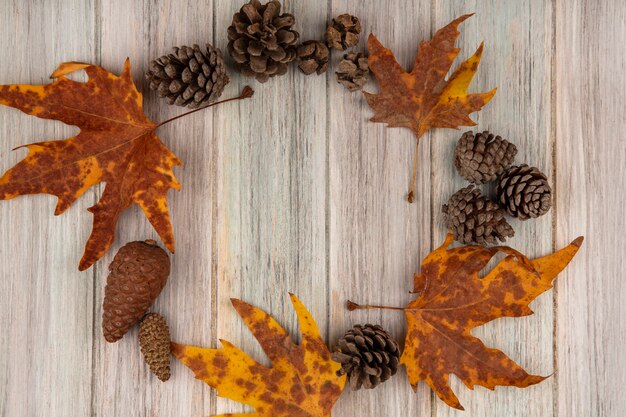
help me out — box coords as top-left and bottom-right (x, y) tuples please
(364, 14), (496, 202)
(0, 60), (251, 270)
(349, 233), (583, 410)
(172, 294), (346, 417)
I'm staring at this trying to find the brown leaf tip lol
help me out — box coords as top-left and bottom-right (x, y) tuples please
(572, 236), (585, 247)
(456, 13), (475, 23)
(230, 298), (252, 316)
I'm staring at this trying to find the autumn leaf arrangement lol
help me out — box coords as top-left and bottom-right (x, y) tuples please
(0, 0), (585, 415)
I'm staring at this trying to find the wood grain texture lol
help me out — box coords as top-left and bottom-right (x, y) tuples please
(327, 1), (432, 416)
(212, 0), (329, 414)
(0, 0), (623, 416)
(555, 1), (626, 416)
(0, 1), (96, 416)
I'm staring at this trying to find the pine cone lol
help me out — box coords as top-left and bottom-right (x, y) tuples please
(297, 40), (329, 75)
(139, 313), (171, 382)
(146, 44), (229, 108)
(454, 131), (517, 184)
(331, 324), (400, 391)
(496, 164), (552, 220)
(325, 14), (361, 51)
(227, 0), (300, 82)
(442, 185), (515, 245)
(102, 240), (170, 343)
(336, 52), (369, 91)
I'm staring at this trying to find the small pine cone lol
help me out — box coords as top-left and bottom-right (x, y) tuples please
(297, 40), (330, 75)
(496, 164), (552, 220)
(454, 131), (518, 184)
(442, 185), (515, 245)
(146, 44), (230, 108)
(227, 0), (300, 83)
(102, 240), (170, 343)
(139, 313), (171, 382)
(325, 14), (361, 51)
(336, 52), (369, 91)
(331, 324), (400, 391)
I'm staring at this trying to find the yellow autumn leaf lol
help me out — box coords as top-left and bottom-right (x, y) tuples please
(172, 293), (346, 417)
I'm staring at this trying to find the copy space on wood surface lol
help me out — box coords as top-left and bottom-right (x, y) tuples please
(0, 1), (623, 417)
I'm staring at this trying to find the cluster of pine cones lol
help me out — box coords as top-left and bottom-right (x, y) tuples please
(103, 240), (173, 382)
(145, 0), (369, 109)
(443, 131), (552, 245)
(227, 0), (368, 89)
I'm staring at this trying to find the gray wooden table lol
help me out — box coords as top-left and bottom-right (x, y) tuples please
(0, 1), (624, 416)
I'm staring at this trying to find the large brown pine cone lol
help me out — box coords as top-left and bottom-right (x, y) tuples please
(227, 0), (300, 82)
(146, 44), (229, 108)
(331, 324), (400, 391)
(454, 131), (517, 184)
(102, 240), (170, 343)
(139, 313), (171, 382)
(496, 164), (552, 220)
(442, 185), (515, 245)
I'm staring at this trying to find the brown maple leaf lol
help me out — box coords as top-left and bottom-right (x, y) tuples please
(0, 60), (252, 270)
(172, 293), (346, 417)
(349, 233), (583, 410)
(364, 14), (496, 202)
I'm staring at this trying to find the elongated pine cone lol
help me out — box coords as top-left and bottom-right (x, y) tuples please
(325, 14), (361, 50)
(102, 240), (170, 343)
(454, 131), (517, 184)
(331, 324), (400, 390)
(442, 185), (515, 245)
(227, 0), (300, 82)
(336, 52), (369, 91)
(139, 313), (171, 381)
(496, 164), (552, 220)
(146, 44), (229, 108)
(297, 40), (330, 75)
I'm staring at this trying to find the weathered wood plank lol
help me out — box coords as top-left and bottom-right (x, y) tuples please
(555, 1), (626, 416)
(91, 1), (215, 416)
(0, 1), (96, 416)
(213, 0), (329, 414)
(431, 1), (554, 416)
(0, 1), (625, 417)
(327, 1), (433, 416)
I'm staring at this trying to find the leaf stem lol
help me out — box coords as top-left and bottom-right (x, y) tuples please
(407, 142), (419, 203)
(155, 86), (254, 128)
(347, 300), (405, 312)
